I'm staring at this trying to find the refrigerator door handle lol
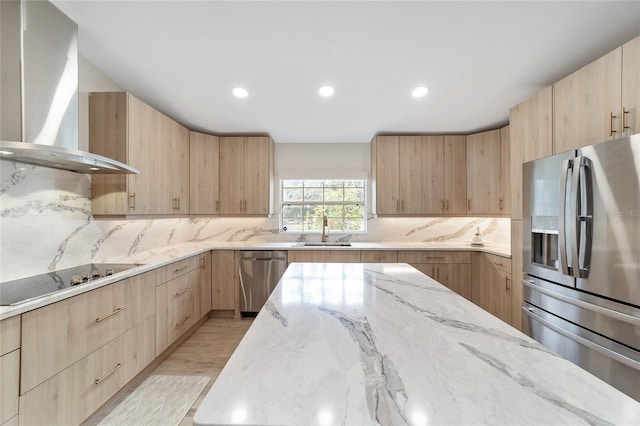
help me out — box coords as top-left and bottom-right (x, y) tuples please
(570, 157), (581, 277)
(577, 156), (593, 278)
(559, 158), (572, 276)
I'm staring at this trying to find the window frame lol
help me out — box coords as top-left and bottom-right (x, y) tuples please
(279, 178), (367, 234)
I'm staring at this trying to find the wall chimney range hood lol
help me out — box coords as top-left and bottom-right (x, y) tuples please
(0, 0), (138, 174)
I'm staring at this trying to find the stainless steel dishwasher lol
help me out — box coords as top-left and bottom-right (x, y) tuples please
(239, 251), (288, 316)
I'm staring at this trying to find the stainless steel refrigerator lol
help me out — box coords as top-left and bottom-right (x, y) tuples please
(522, 134), (640, 401)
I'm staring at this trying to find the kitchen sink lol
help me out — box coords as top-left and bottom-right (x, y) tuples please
(293, 242), (352, 247)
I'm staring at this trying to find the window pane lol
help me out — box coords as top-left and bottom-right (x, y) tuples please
(344, 204), (364, 216)
(344, 180), (364, 188)
(344, 188), (364, 201)
(304, 180), (323, 188)
(324, 186), (344, 202)
(326, 205), (344, 217)
(283, 180), (303, 188)
(283, 188), (303, 201)
(324, 179), (343, 188)
(282, 205), (302, 218)
(303, 188), (322, 201)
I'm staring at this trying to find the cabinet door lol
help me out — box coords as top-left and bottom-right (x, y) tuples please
(219, 137), (245, 215)
(1, 349), (19, 425)
(622, 35), (640, 136)
(438, 264), (472, 300)
(499, 126), (510, 215)
(443, 136), (467, 214)
(375, 136), (400, 214)
(509, 103), (524, 220)
(127, 94), (169, 214)
(212, 250), (237, 311)
(511, 220), (524, 331)
(244, 137), (271, 215)
(190, 132), (220, 214)
(200, 252), (212, 318)
(168, 120), (190, 214)
(554, 47), (622, 152)
(398, 136), (423, 214)
(466, 129), (501, 214)
(421, 136), (445, 214)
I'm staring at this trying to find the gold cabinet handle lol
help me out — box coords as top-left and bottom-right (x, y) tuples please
(215, 199), (219, 212)
(467, 199), (471, 211)
(397, 199), (400, 213)
(174, 264), (190, 273)
(426, 256), (445, 260)
(622, 107), (630, 133)
(177, 196), (181, 211)
(176, 315), (192, 328)
(175, 287), (191, 297)
(499, 198), (504, 211)
(244, 200), (247, 212)
(200, 256), (205, 268)
(440, 199), (445, 212)
(95, 307), (126, 323)
(129, 193), (136, 210)
(435, 266), (440, 280)
(95, 362), (125, 385)
(610, 112), (617, 136)
(445, 199), (449, 212)
(401, 200), (405, 212)
(505, 276), (511, 291)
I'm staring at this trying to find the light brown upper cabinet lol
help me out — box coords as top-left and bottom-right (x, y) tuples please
(499, 126), (511, 215)
(554, 35), (640, 152)
(421, 135), (467, 215)
(190, 132), (220, 214)
(373, 135), (466, 215)
(622, 35), (640, 137)
(219, 136), (274, 215)
(466, 129), (502, 215)
(89, 92), (189, 215)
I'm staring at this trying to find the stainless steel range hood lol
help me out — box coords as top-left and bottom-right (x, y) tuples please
(0, 0), (138, 174)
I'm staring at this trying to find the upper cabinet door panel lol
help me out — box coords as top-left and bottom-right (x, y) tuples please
(375, 136), (400, 215)
(219, 137), (245, 215)
(554, 47), (622, 152)
(466, 129), (501, 215)
(443, 135), (467, 215)
(190, 132), (220, 215)
(398, 136), (423, 214)
(622, 35), (640, 136)
(500, 125), (510, 215)
(421, 136), (444, 214)
(244, 136), (271, 215)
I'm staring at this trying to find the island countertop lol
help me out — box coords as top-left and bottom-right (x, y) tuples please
(194, 263), (640, 426)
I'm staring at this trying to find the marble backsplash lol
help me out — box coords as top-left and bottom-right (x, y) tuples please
(0, 161), (510, 282)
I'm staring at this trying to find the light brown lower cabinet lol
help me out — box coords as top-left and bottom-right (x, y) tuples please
(287, 250), (361, 263)
(200, 252), (213, 318)
(472, 253), (512, 324)
(212, 250), (237, 314)
(19, 318), (155, 426)
(397, 251), (472, 300)
(1, 349), (20, 425)
(155, 267), (200, 355)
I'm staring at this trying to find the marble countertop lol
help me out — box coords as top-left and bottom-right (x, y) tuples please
(194, 263), (640, 426)
(0, 240), (509, 320)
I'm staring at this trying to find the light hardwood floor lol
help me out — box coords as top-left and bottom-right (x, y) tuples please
(84, 318), (253, 426)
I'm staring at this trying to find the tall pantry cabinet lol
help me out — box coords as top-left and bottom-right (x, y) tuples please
(89, 92), (189, 215)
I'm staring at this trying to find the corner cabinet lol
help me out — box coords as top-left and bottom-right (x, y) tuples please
(219, 136), (274, 216)
(466, 129), (503, 215)
(472, 253), (512, 325)
(89, 92), (189, 216)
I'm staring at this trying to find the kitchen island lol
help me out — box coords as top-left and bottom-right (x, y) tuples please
(194, 262), (640, 426)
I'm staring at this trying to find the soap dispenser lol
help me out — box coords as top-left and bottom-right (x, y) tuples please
(471, 226), (484, 246)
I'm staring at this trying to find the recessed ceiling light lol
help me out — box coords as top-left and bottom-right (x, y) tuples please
(232, 87), (248, 98)
(319, 86), (334, 97)
(412, 86), (429, 98)
(89, 167), (100, 171)
(0, 150), (14, 155)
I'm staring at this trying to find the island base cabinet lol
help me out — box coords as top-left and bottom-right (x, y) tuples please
(398, 251), (472, 299)
(18, 318), (154, 426)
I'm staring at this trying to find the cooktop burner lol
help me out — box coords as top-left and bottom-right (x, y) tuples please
(0, 263), (142, 306)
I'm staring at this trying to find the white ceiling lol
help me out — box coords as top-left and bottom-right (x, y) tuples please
(52, 1), (640, 143)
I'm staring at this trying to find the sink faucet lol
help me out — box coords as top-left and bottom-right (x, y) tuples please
(321, 214), (328, 242)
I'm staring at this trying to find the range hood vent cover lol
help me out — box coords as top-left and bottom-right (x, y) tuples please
(0, 0), (138, 175)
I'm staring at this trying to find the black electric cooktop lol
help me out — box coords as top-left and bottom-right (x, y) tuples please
(0, 263), (141, 306)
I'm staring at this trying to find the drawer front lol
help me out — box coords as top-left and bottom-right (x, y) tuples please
(288, 250), (361, 263)
(486, 253), (512, 273)
(398, 251), (471, 264)
(19, 320), (153, 426)
(156, 293), (198, 355)
(156, 269), (200, 310)
(156, 256), (200, 285)
(360, 250), (398, 263)
(21, 281), (127, 394)
(1, 349), (19, 424)
(0, 316), (20, 357)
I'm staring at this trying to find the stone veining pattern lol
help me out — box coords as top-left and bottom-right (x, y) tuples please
(193, 263), (640, 426)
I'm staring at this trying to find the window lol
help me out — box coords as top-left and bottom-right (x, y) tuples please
(281, 179), (366, 233)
